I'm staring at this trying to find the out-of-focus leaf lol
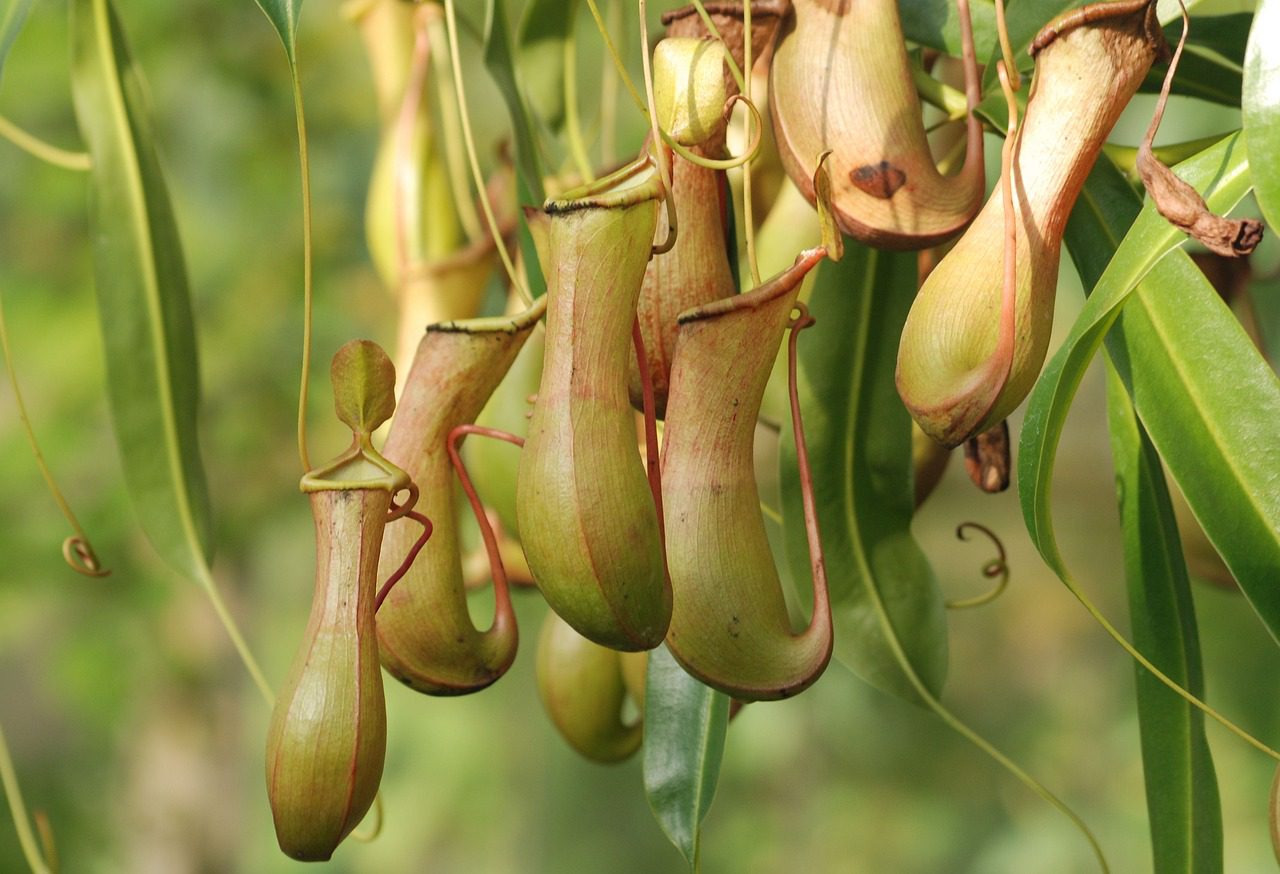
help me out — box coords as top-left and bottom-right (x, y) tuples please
(252, 0), (301, 65)
(1244, 0), (1280, 227)
(484, 0), (545, 203)
(69, 0), (213, 580)
(1026, 135), (1280, 644)
(518, 0), (579, 132)
(779, 240), (947, 704)
(1104, 364), (1223, 874)
(899, 0), (996, 59)
(483, 0), (547, 296)
(0, 0), (32, 80)
(1141, 49), (1240, 106)
(643, 646), (729, 872)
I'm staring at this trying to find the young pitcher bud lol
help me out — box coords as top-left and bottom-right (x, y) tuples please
(653, 37), (728, 147)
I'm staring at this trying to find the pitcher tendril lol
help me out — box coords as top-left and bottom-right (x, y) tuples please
(946, 522), (1010, 609)
(0, 288), (107, 577)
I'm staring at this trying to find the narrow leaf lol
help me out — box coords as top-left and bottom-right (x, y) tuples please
(779, 241), (948, 704)
(517, 0), (580, 132)
(253, 0), (301, 65)
(898, 0), (996, 59)
(1104, 363), (1223, 874)
(643, 646), (730, 872)
(70, 0), (214, 580)
(1244, 0), (1280, 227)
(483, 0), (545, 203)
(1029, 141), (1280, 645)
(0, 0), (32, 80)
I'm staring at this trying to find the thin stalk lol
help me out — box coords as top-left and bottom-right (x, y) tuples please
(945, 522), (1010, 609)
(586, 0), (647, 112)
(426, 10), (484, 242)
(0, 720), (52, 874)
(564, 28), (595, 182)
(740, 0), (760, 286)
(638, 0), (677, 254)
(0, 116), (89, 172)
(196, 563), (275, 705)
(910, 66), (969, 121)
(442, 0), (530, 302)
(290, 69), (314, 474)
(600, 0), (620, 167)
(688, 0), (746, 92)
(0, 289), (106, 577)
(994, 0), (1021, 90)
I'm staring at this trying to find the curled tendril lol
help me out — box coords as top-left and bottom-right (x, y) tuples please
(946, 521), (1010, 610)
(375, 510), (433, 612)
(386, 482), (420, 522)
(349, 792), (384, 844)
(61, 536), (109, 578)
(663, 93), (765, 171)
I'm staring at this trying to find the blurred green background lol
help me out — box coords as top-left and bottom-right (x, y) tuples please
(1, 0), (1277, 871)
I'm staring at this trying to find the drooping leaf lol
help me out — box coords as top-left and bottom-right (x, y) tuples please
(779, 241), (948, 704)
(1244, 0), (1280, 227)
(517, 0), (580, 132)
(483, 0), (547, 296)
(69, 0), (213, 580)
(1025, 136), (1280, 644)
(898, 0), (996, 59)
(643, 646), (730, 872)
(483, 0), (545, 204)
(253, 0), (301, 65)
(1104, 364), (1223, 874)
(0, 0), (32, 80)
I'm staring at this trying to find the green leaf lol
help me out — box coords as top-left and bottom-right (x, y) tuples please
(1104, 364), (1222, 874)
(1026, 136), (1280, 644)
(517, 0), (579, 132)
(484, 0), (545, 204)
(252, 0), (301, 65)
(898, 0), (996, 59)
(779, 242), (948, 704)
(70, 0), (213, 580)
(330, 339), (396, 436)
(643, 646), (730, 872)
(1244, 0), (1280, 227)
(0, 0), (32, 81)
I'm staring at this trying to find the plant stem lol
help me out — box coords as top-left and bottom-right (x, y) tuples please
(441, 0), (530, 302)
(426, 10), (484, 242)
(0, 721), (53, 874)
(0, 287), (105, 576)
(564, 28), (595, 183)
(290, 68), (314, 474)
(0, 115), (89, 172)
(740, 0), (760, 287)
(599, 0), (620, 167)
(196, 563), (275, 706)
(586, 0), (646, 113)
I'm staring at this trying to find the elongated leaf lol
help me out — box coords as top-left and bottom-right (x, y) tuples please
(483, 0), (547, 296)
(898, 0), (996, 59)
(0, 0), (32, 80)
(1026, 136), (1280, 644)
(484, 0), (545, 203)
(1244, 0), (1280, 227)
(779, 242), (948, 704)
(518, 0), (579, 132)
(643, 646), (730, 872)
(70, 0), (213, 580)
(253, 0), (301, 64)
(1105, 364), (1222, 874)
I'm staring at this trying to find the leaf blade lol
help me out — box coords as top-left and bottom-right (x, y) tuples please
(253, 0), (300, 64)
(69, 0), (213, 580)
(643, 646), (730, 871)
(0, 0), (32, 82)
(1244, 0), (1280, 227)
(1030, 139), (1280, 644)
(779, 242), (948, 703)
(1104, 363), (1223, 874)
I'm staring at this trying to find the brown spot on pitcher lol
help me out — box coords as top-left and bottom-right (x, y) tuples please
(850, 161), (908, 199)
